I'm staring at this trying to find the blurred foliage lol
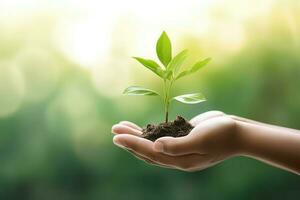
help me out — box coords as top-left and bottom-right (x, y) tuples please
(0, 1), (300, 200)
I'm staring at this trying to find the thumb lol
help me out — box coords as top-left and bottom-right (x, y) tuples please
(153, 136), (197, 156)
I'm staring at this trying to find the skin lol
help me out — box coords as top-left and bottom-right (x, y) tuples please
(111, 111), (300, 175)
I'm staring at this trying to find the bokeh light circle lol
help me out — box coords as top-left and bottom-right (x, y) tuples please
(0, 62), (25, 118)
(15, 47), (60, 102)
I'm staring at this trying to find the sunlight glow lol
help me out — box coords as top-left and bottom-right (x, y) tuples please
(54, 18), (113, 69)
(0, 63), (25, 118)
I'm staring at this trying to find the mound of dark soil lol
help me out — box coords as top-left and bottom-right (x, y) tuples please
(141, 116), (193, 141)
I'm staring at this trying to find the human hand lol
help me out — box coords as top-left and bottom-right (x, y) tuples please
(111, 111), (239, 172)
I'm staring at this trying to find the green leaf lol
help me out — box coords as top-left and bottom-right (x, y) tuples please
(175, 70), (189, 80)
(190, 57), (211, 73)
(156, 31), (172, 67)
(173, 93), (206, 104)
(123, 86), (159, 96)
(167, 49), (188, 77)
(176, 57), (211, 80)
(133, 57), (164, 78)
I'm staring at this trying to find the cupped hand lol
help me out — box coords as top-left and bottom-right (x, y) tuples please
(111, 111), (239, 172)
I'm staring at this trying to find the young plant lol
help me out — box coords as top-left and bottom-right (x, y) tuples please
(123, 31), (211, 123)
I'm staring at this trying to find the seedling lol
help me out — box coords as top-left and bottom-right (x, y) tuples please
(123, 31), (211, 141)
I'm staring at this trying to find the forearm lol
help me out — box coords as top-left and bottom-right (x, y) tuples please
(231, 115), (300, 134)
(235, 120), (300, 175)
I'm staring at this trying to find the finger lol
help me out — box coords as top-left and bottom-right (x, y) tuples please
(114, 138), (160, 165)
(127, 146), (203, 171)
(127, 149), (156, 164)
(153, 136), (201, 156)
(113, 134), (180, 166)
(111, 124), (142, 136)
(113, 134), (171, 163)
(127, 149), (173, 169)
(190, 111), (225, 126)
(113, 134), (203, 170)
(119, 121), (142, 131)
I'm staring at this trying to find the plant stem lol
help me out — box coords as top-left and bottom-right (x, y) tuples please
(165, 110), (169, 123)
(163, 79), (168, 123)
(163, 79), (174, 123)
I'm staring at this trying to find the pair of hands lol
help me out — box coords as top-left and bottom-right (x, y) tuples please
(112, 111), (239, 172)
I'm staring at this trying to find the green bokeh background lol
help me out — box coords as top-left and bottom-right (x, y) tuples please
(0, 1), (299, 199)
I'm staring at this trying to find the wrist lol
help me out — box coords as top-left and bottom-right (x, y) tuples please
(229, 116), (249, 157)
(232, 118), (261, 157)
(217, 115), (245, 158)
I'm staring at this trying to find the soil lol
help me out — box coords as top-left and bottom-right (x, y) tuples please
(141, 116), (194, 141)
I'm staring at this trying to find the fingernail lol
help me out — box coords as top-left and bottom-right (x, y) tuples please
(113, 137), (126, 148)
(111, 125), (118, 134)
(154, 141), (164, 153)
